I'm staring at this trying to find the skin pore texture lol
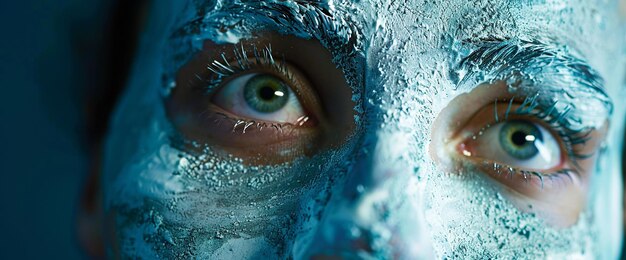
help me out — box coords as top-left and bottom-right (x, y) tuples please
(100, 0), (626, 258)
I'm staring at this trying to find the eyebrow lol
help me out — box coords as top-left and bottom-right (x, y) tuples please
(170, 1), (354, 48)
(456, 39), (613, 129)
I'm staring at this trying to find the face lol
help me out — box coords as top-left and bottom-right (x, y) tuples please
(98, 0), (626, 258)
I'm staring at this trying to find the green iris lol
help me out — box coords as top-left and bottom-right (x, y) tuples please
(498, 120), (542, 160)
(243, 74), (290, 113)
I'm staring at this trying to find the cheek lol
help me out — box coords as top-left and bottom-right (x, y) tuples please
(103, 137), (189, 257)
(422, 171), (597, 258)
(103, 111), (342, 258)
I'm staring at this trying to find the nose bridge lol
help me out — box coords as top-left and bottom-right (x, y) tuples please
(293, 30), (438, 256)
(296, 125), (434, 258)
(353, 128), (413, 189)
(337, 129), (415, 227)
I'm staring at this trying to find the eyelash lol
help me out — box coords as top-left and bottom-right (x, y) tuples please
(476, 160), (576, 190)
(472, 94), (593, 188)
(204, 43), (294, 92)
(209, 111), (310, 134)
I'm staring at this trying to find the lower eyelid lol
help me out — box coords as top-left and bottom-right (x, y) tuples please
(467, 159), (581, 191)
(204, 107), (315, 143)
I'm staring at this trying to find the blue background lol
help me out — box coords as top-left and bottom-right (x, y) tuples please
(0, 1), (109, 258)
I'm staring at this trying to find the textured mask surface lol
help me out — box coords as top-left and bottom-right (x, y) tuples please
(102, 0), (625, 258)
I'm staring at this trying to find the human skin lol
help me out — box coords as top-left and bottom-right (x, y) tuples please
(81, 0), (626, 258)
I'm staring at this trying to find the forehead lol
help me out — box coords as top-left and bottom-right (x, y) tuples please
(173, 0), (622, 74)
(186, 1), (617, 40)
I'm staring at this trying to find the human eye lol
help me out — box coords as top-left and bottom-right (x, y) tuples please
(166, 32), (355, 164)
(212, 72), (307, 124)
(455, 96), (579, 184)
(432, 81), (608, 226)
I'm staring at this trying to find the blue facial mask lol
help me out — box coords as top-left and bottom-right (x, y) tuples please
(102, 0), (626, 258)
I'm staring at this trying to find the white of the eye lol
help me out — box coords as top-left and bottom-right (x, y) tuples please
(534, 138), (552, 163)
(530, 125), (561, 167)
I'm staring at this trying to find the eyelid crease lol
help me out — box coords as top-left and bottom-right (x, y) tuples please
(454, 38), (613, 130)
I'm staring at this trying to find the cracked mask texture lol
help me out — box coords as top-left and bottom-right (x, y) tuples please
(101, 0), (626, 258)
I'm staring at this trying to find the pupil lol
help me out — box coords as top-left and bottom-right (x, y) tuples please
(511, 131), (528, 147)
(258, 86), (275, 101)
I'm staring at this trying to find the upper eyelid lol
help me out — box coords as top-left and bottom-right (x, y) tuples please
(164, 3), (359, 94)
(454, 39), (613, 129)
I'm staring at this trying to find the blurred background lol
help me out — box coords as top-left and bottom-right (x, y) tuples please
(0, 1), (96, 258)
(0, 1), (624, 259)
(0, 1), (139, 258)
